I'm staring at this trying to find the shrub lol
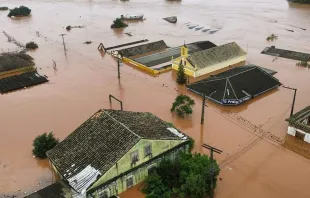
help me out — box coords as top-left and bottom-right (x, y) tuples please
(32, 132), (59, 159)
(177, 62), (186, 84)
(8, 6), (31, 17)
(26, 42), (38, 50)
(266, 34), (278, 41)
(0, 7), (9, 11)
(171, 95), (195, 117)
(66, 25), (72, 31)
(143, 153), (220, 198)
(84, 41), (93, 45)
(111, 18), (128, 28)
(296, 61), (310, 67)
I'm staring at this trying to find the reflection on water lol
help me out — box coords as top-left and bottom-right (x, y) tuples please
(0, 0), (310, 197)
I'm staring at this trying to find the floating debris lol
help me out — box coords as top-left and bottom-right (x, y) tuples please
(163, 16), (177, 23)
(188, 25), (198, 29)
(195, 27), (204, 31)
(125, 32), (132, 36)
(285, 29), (294, 32)
(209, 29), (219, 34)
(83, 41), (93, 45)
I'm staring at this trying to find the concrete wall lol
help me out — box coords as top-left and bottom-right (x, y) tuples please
(287, 126), (310, 143)
(88, 139), (186, 197)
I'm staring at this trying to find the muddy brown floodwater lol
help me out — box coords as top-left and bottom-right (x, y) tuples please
(0, 0), (310, 197)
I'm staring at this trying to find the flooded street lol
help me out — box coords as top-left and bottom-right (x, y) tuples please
(0, 0), (310, 197)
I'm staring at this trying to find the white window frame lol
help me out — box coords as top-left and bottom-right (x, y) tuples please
(126, 175), (134, 188)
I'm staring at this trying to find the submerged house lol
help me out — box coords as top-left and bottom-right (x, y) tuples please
(187, 65), (281, 105)
(286, 106), (310, 143)
(172, 42), (247, 77)
(47, 109), (190, 198)
(0, 52), (48, 94)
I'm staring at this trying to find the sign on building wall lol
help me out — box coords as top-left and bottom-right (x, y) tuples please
(221, 96), (250, 105)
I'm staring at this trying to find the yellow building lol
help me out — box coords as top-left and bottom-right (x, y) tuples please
(172, 42), (247, 77)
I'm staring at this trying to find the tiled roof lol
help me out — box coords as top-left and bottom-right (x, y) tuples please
(47, 109), (185, 184)
(0, 52), (34, 73)
(187, 65), (281, 105)
(24, 182), (68, 198)
(0, 71), (48, 93)
(261, 46), (310, 62)
(188, 42), (246, 69)
(286, 106), (310, 133)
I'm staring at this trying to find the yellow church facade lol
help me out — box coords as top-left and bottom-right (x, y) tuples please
(172, 42), (247, 78)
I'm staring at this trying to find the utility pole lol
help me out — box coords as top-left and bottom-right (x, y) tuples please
(283, 86), (297, 117)
(201, 90), (217, 124)
(202, 143), (222, 198)
(59, 34), (67, 52)
(117, 57), (121, 79)
(201, 94), (206, 124)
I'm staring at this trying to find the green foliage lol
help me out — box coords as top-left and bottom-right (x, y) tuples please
(32, 132), (59, 159)
(66, 25), (72, 31)
(288, 0), (310, 4)
(188, 137), (195, 152)
(26, 42), (38, 50)
(142, 173), (171, 198)
(8, 6), (31, 17)
(177, 62), (187, 84)
(165, 121), (174, 127)
(143, 153), (220, 198)
(111, 18), (128, 28)
(0, 7), (9, 11)
(296, 61), (310, 67)
(266, 34), (278, 41)
(171, 95), (195, 117)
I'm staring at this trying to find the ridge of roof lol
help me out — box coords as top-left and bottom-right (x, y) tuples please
(104, 111), (141, 138)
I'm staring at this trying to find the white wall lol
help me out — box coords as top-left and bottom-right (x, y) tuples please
(287, 126), (310, 143)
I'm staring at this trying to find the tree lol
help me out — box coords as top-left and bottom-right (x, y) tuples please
(143, 153), (220, 198)
(8, 6), (31, 17)
(288, 0), (310, 4)
(171, 95), (195, 117)
(111, 18), (128, 28)
(26, 42), (38, 50)
(32, 132), (59, 159)
(177, 62), (186, 84)
(142, 173), (171, 198)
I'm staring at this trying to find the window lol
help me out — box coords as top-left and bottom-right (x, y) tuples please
(144, 144), (152, 157)
(99, 190), (108, 198)
(131, 150), (139, 164)
(126, 176), (134, 188)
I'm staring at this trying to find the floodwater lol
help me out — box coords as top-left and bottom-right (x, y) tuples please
(0, 0), (310, 197)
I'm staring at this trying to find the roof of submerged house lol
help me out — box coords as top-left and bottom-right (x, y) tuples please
(0, 52), (34, 73)
(47, 109), (187, 192)
(187, 65), (281, 105)
(187, 42), (247, 69)
(24, 182), (68, 198)
(286, 106), (310, 133)
(118, 40), (168, 58)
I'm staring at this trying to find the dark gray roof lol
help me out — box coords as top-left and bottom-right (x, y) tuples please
(187, 65), (282, 105)
(24, 182), (68, 198)
(0, 52), (34, 73)
(0, 71), (48, 94)
(286, 106), (310, 133)
(118, 40), (167, 58)
(188, 42), (246, 69)
(47, 109), (184, 181)
(261, 46), (310, 62)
